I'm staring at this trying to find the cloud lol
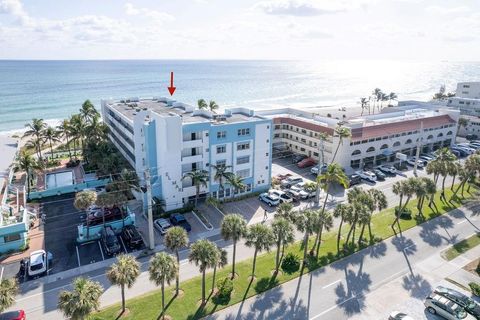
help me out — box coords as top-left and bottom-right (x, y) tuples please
(125, 3), (174, 21)
(426, 6), (469, 15)
(0, 0), (32, 25)
(255, 0), (342, 16)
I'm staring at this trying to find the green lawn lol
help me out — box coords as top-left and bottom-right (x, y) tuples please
(442, 233), (480, 261)
(92, 184), (479, 320)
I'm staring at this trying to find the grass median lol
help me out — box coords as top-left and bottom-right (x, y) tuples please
(442, 233), (480, 261)
(92, 184), (479, 320)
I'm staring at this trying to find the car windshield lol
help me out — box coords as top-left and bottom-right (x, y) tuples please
(456, 309), (467, 319)
(31, 261), (44, 271)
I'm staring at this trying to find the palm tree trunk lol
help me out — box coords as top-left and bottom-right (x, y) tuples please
(251, 249), (258, 276)
(202, 270), (206, 305)
(195, 185), (199, 208)
(315, 226), (324, 258)
(175, 250), (180, 295)
(336, 218), (344, 254)
(212, 266), (217, 293)
(275, 240), (281, 271)
(231, 241), (236, 279)
(313, 189), (329, 249)
(302, 232), (309, 264)
(66, 135), (72, 160)
(121, 284), (125, 313)
(331, 143), (341, 163)
(161, 281), (165, 319)
(367, 220), (373, 242)
(451, 175), (456, 191)
(441, 175), (447, 200)
(49, 139), (53, 160)
(358, 224), (366, 246)
(26, 170), (31, 197)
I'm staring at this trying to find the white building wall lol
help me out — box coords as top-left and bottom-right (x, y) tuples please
(457, 82), (480, 99)
(253, 123), (271, 189)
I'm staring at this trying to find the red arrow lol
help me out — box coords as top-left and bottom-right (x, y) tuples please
(167, 71), (176, 96)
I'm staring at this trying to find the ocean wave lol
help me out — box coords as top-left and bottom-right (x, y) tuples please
(0, 118), (64, 137)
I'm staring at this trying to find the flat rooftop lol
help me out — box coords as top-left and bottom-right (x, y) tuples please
(106, 98), (264, 124)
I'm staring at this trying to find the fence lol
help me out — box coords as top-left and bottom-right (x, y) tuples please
(28, 178), (111, 200)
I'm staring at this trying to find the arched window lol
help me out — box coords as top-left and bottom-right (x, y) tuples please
(427, 135), (434, 140)
(437, 133), (444, 138)
(393, 141), (401, 147)
(352, 150), (361, 156)
(380, 144), (389, 150)
(405, 139), (412, 144)
(366, 146), (375, 153)
(447, 131), (453, 136)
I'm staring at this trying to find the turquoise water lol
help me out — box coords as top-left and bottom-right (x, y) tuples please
(0, 60), (479, 133)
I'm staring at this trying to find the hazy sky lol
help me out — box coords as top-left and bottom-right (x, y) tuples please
(0, 0), (478, 60)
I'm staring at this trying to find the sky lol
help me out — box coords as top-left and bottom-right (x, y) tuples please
(0, 0), (479, 60)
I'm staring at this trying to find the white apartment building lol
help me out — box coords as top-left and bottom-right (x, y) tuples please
(101, 97), (272, 211)
(447, 82), (480, 116)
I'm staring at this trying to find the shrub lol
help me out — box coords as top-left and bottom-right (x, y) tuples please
(470, 282), (480, 297)
(213, 277), (234, 305)
(281, 252), (300, 274)
(395, 207), (412, 220)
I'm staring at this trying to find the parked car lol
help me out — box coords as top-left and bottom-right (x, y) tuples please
(290, 182), (315, 200)
(154, 218), (172, 235)
(28, 249), (49, 277)
(292, 154), (308, 163)
(356, 170), (377, 182)
(451, 147), (469, 157)
(259, 193), (280, 206)
(434, 286), (480, 318)
(424, 293), (476, 320)
(281, 176), (304, 188)
(0, 310), (26, 320)
(419, 155), (434, 163)
(377, 165), (397, 176)
(406, 158), (424, 167)
(169, 214), (192, 232)
(276, 173), (292, 181)
(122, 225), (143, 249)
(388, 311), (415, 320)
(311, 164), (327, 176)
(466, 134), (479, 141)
(297, 157), (316, 168)
(373, 169), (386, 181)
(100, 226), (122, 256)
(451, 149), (461, 158)
(348, 174), (362, 187)
(269, 189), (293, 203)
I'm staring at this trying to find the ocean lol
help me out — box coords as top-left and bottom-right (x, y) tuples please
(0, 60), (479, 134)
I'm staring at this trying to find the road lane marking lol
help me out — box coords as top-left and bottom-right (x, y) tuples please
(119, 235), (128, 253)
(322, 279), (340, 289)
(456, 220), (467, 225)
(310, 295), (357, 319)
(0, 266), (4, 281)
(75, 246), (81, 267)
(98, 241), (105, 261)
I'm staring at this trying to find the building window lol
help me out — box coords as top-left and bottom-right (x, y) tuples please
(238, 128), (250, 136)
(225, 188), (231, 197)
(246, 184), (252, 192)
(266, 152), (269, 156)
(366, 146), (375, 153)
(437, 132), (444, 138)
(352, 150), (361, 156)
(393, 141), (401, 147)
(4, 234), (21, 242)
(236, 156), (250, 165)
(236, 169), (250, 178)
(237, 142), (250, 151)
(216, 159), (226, 166)
(380, 144), (388, 149)
(217, 131), (226, 139)
(405, 139), (412, 144)
(216, 145), (226, 154)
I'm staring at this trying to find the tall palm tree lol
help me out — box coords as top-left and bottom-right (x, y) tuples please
(189, 239), (218, 305)
(211, 164), (233, 200)
(275, 202), (295, 223)
(86, 115), (108, 141)
(435, 148), (457, 200)
(149, 252), (177, 319)
(80, 100), (99, 124)
(294, 209), (319, 264)
(373, 88), (382, 113)
(331, 125), (352, 163)
(221, 214), (247, 279)
(74, 190), (97, 240)
(271, 217), (294, 272)
(57, 119), (73, 160)
(211, 247), (228, 292)
(95, 192), (115, 227)
(226, 174), (246, 198)
(360, 97), (368, 116)
(57, 277), (103, 320)
(69, 114), (86, 159)
(43, 126), (60, 160)
(23, 118), (46, 160)
(391, 178), (416, 228)
(245, 224), (274, 277)
(25, 139), (43, 160)
(303, 181), (317, 207)
(450, 162), (462, 191)
(182, 170), (209, 207)
(458, 117), (469, 131)
(106, 254), (140, 314)
(313, 210), (333, 258)
(388, 92), (398, 106)
(453, 154), (480, 198)
(164, 226), (189, 296)
(197, 99), (208, 110)
(208, 100), (219, 113)
(380, 92), (389, 109)
(365, 189), (387, 237)
(344, 187), (371, 245)
(16, 152), (42, 197)
(333, 203), (352, 254)
(0, 278), (18, 313)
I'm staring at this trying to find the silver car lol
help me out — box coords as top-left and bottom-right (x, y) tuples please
(154, 218), (172, 235)
(424, 293), (476, 319)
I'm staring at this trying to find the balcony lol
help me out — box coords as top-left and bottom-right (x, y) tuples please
(182, 138), (203, 149)
(181, 154), (203, 164)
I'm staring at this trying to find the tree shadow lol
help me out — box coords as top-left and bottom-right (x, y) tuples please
(254, 276), (280, 294)
(391, 235), (417, 275)
(402, 273), (432, 300)
(418, 215), (456, 247)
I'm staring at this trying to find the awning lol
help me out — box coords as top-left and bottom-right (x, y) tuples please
(382, 149), (394, 156)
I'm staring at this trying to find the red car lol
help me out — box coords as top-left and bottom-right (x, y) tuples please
(0, 310), (26, 320)
(297, 157), (316, 168)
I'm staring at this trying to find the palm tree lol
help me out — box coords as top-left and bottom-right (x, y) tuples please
(164, 226), (189, 296)
(57, 277), (103, 320)
(86, 115), (108, 141)
(211, 164), (233, 200)
(294, 209), (319, 264)
(388, 92), (398, 106)
(149, 252), (177, 319)
(450, 162), (462, 191)
(271, 217), (294, 272)
(197, 99), (208, 110)
(391, 178), (416, 228)
(366, 189), (387, 236)
(57, 119), (73, 159)
(275, 202), (295, 222)
(23, 118), (46, 160)
(69, 114), (86, 158)
(435, 148), (457, 200)
(221, 214), (247, 279)
(80, 100), (99, 124)
(303, 181), (317, 206)
(344, 187), (370, 245)
(458, 117), (469, 131)
(380, 93), (389, 109)
(25, 139), (43, 160)
(245, 224), (274, 277)
(189, 239), (218, 305)
(43, 126), (60, 160)
(453, 154), (480, 198)
(373, 88), (382, 113)
(333, 203), (352, 254)
(360, 97), (368, 116)
(106, 254), (140, 314)
(331, 125), (352, 163)
(226, 174), (246, 198)
(313, 210), (333, 258)
(95, 192), (115, 227)
(182, 170), (209, 207)
(74, 190), (97, 240)
(0, 278), (18, 313)
(211, 247), (228, 292)
(16, 152), (41, 197)
(208, 100), (219, 113)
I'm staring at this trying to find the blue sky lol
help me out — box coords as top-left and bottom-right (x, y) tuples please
(0, 0), (479, 60)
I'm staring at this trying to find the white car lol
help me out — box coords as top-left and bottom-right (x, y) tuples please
(377, 165), (397, 175)
(355, 170), (377, 182)
(281, 177), (303, 188)
(269, 190), (293, 203)
(28, 249), (48, 277)
(259, 193), (280, 206)
(290, 182), (316, 199)
(310, 164), (327, 176)
(406, 158), (424, 167)
(154, 218), (172, 235)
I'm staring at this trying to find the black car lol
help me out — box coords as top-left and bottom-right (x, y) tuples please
(292, 154), (307, 163)
(434, 286), (480, 318)
(373, 169), (386, 181)
(348, 174), (361, 187)
(122, 225), (144, 249)
(100, 226), (122, 255)
(169, 214), (192, 232)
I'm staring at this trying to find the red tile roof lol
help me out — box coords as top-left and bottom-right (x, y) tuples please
(273, 117), (334, 135)
(350, 115), (456, 141)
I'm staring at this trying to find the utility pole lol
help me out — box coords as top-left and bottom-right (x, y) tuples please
(314, 136), (325, 206)
(413, 121), (424, 176)
(144, 169), (155, 250)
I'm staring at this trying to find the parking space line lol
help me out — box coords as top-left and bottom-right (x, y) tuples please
(0, 266), (4, 281)
(75, 246), (81, 267)
(98, 241), (105, 261)
(119, 236), (128, 254)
